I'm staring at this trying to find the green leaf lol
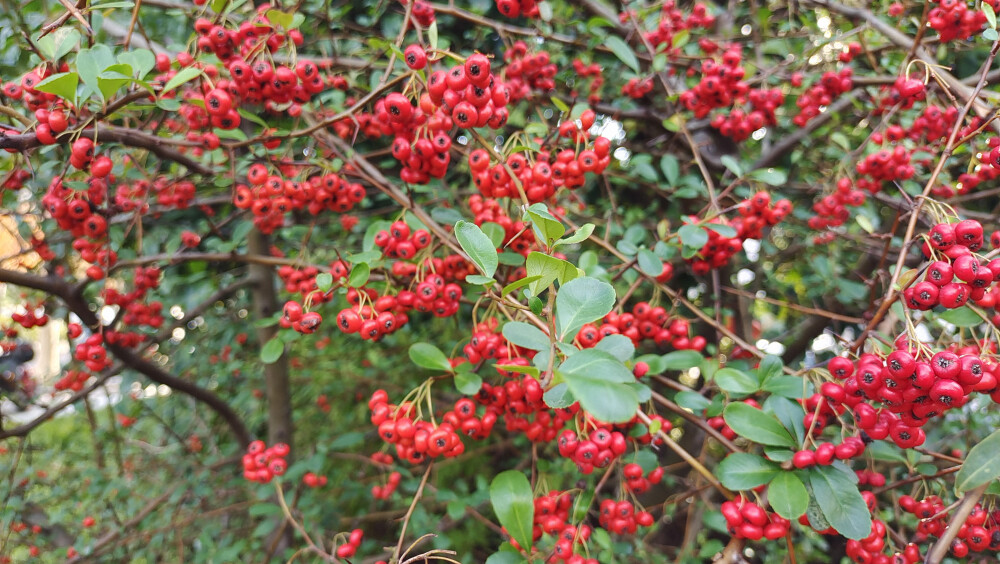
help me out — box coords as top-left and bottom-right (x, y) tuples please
(35, 27), (80, 61)
(723, 402), (797, 448)
(455, 371), (483, 395)
(524, 203), (566, 247)
(502, 321), (551, 351)
(35, 72), (78, 105)
(763, 376), (811, 399)
(939, 306), (984, 328)
(211, 0), (228, 12)
(315, 273), (333, 292)
(561, 369), (639, 423)
(525, 252), (579, 296)
(77, 45), (116, 101)
(660, 154), (680, 184)
(502, 275), (542, 297)
(594, 334), (635, 363)
(986, 27), (1000, 41)
(955, 428), (1000, 494)
(455, 221), (498, 278)
(543, 382), (575, 409)
(348, 263), (370, 288)
(156, 98), (181, 111)
(716, 453), (781, 490)
(98, 63), (135, 100)
(408, 343), (452, 372)
(117, 49), (156, 79)
(551, 96), (569, 112)
(748, 168), (787, 186)
(637, 248), (663, 277)
(661, 350), (704, 371)
(678, 224), (709, 251)
(756, 355), (784, 385)
(720, 155), (742, 177)
(555, 277), (616, 340)
(986, 3), (998, 29)
(485, 550), (527, 564)
(490, 471), (534, 552)
(481, 222), (507, 248)
(466, 274), (494, 286)
(763, 396), (806, 446)
(265, 8), (294, 28)
(769, 472), (809, 520)
(674, 390), (711, 412)
(705, 223), (737, 238)
(553, 223), (595, 249)
(808, 465), (872, 540)
(162, 66), (202, 94)
(605, 35), (640, 73)
(715, 367), (758, 397)
(260, 338), (284, 364)
(559, 349), (634, 384)
(428, 19), (439, 51)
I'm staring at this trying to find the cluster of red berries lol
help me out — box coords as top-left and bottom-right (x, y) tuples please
(711, 88), (784, 142)
(555, 427), (628, 475)
(598, 498), (655, 535)
(468, 195), (537, 255)
(790, 436), (867, 469)
(374, 220), (432, 260)
(277, 264), (330, 303)
(241, 440), (289, 484)
(637, 2), (716, 51)
(878, 76), (926, 112)
(369, 390), (466, 463)
(679, 47), (750, 119)
(53, 369), (90, 392)
(823, 344), (998, 449)
(900, 497), (1000, 556)
(808, 177), (866, 233)
(281, 300), (324, 334)
(908, 220), (998, 309)
(928, 0), (992, 42)
(734, 192), (792, 239)
(234, 168), (366, 234)
(334, 289), (411, 341)
(494, 0), (539, 19)
(302, 472), (328, 488)
(836, 42), (864, 64)
(399, 0), (435, 26)
(621, 77), (654, 99)
(335, 529), (364, 559)
(570, 59), (604, 104)
(622, 462), (665, 495)
(480, 370), (577, 442)
(502, 42), (557, 101)
(684, 220), (743, 276)
(73, 334), (112, 373)
(526, 491), (594, 562)
(2, 63), (70, 111)
(390, 254), (476, 282)
(720, 497), (791, 541)
(792, 68), (853, 127)
(11, 304), (48, 329)
(854, 145), (915, 193)
(578, 305), (707, 352)
(371, 470), (402, 500)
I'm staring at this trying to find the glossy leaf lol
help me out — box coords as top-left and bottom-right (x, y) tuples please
(455, 221), (498, 278)
(955, 428), (1000, 494)
(502, 321), (551, 351)
(490, 471), (534, 552)
(723, 402), (797, 448)
(605, 35), (640, 73)
(555, 277), (616, 340)
(716, 453), (781, 490)
(808, 465), (872, 540)
(408, 343), (452, 372)
(768, 472), (809, 520)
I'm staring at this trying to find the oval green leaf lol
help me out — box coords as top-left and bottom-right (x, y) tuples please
(716, 452), (781, 490)
(723, 402), (797, 448)
(555, 277), (616, 340)
(408, 342), (452, 372)
(714, 367), (759, 397)
(455, 220), (498, 278)
(768, 471), (808, 520)
(955, 428), (1000, 494)
(808, 465), (872, 540)
(490, 470), (534, 552)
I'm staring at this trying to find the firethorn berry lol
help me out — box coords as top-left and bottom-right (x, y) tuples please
(404, 44), (427, 69)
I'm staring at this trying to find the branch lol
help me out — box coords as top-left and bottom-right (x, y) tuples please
(0, 267), (250, 445)
(0, 125), (214, 175)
